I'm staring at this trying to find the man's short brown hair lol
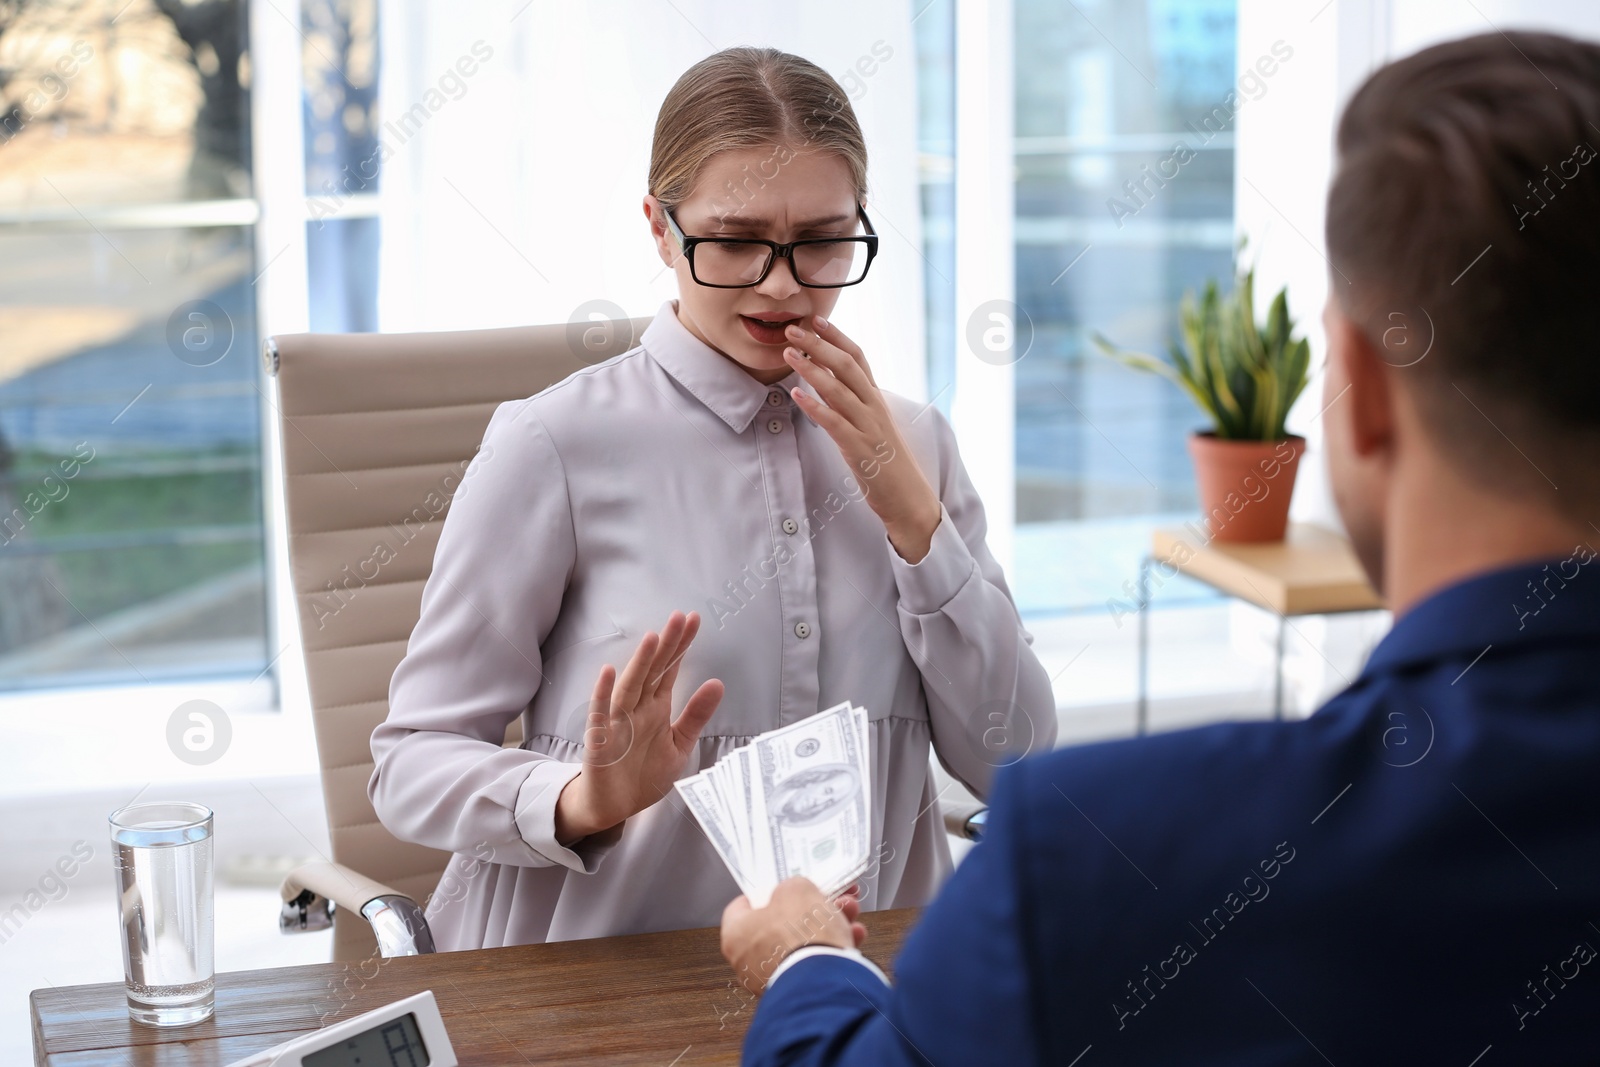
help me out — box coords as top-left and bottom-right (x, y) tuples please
(1327, 31), (1600, 509)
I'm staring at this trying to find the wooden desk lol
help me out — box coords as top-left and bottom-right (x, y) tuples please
(1138, 523), (1386, 731)
(31, 909), (920, 1066)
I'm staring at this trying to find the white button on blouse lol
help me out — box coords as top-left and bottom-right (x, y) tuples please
(368, 299), (1056, 950)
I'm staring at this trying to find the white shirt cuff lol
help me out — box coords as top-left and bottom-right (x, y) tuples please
(766, 945), (891, 990)
(512, 760), (619, 873)
(887, 502), (977, 615)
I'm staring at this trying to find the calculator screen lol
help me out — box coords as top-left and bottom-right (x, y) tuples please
(303, 1010), (430, 1067)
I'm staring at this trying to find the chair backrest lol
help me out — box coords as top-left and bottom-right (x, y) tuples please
(266, 316), (651, 960)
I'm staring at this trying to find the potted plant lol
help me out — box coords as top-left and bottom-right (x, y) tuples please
(1093, 264), (1312, 543)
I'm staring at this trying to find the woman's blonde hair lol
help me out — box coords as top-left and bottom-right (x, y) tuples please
(648, 47), (868, 213)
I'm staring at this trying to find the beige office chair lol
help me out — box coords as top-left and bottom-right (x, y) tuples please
(264, 315), (649, 963)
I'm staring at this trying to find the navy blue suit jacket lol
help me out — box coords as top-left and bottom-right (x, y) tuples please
(743, 555), (1600, 1065)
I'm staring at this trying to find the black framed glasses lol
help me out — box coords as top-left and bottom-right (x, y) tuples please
(663, 204), (879, 288)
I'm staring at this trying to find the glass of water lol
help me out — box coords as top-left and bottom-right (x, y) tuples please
(108, 801), (215, 1026)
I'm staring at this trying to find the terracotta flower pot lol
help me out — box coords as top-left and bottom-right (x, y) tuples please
(1186, 432), (1306, 543)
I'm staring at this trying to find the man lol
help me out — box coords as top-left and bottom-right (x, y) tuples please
(720, 30), (1600, 1065)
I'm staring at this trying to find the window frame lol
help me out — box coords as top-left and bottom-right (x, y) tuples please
(0, 0), (321, 788)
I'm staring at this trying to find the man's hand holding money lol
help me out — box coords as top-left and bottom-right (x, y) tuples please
(721, 878), (868, 994)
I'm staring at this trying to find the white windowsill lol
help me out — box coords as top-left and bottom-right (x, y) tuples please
(0, 671), (317, 801)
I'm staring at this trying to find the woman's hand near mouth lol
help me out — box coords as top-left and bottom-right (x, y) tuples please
(780, 316), (942, 564)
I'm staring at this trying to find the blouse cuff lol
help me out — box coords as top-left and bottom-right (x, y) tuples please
(513, 759), (619, 873)
(766, 945), (891, 990)
(888, 501), (978, 615)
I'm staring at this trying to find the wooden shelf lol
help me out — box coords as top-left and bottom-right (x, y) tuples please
(1152, 522), (1385, 616)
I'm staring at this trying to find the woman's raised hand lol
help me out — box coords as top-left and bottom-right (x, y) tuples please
(554, 611), (724, 844)
(780, 315), (943, 564)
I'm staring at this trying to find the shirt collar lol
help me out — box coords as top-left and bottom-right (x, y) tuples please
(1361, 547), (1600, 679)
(641, 300), (802, 433)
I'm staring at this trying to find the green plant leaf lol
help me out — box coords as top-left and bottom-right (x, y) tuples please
(1090, 331), (1219, 425)
(1093, 253), (1313, 441)
(1201, 284), (1245, 435)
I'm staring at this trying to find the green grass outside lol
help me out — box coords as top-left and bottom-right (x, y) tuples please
(5, 447), (264, 621)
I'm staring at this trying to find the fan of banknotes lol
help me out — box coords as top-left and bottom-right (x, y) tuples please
(675, 700), (872, 907)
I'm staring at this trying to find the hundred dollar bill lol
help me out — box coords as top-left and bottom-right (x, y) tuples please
(676, 773), (756, 899)
(709, 749), (754, 877)
(748, 701), (871, 905)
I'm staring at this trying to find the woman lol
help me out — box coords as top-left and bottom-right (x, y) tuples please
(369, 46), (1055, 950)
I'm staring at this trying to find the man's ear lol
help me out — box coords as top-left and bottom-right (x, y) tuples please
(1328, 302), (1395, 460)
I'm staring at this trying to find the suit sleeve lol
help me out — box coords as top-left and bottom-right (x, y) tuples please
(368, 399), (616, 873)
(742, 762), (1041, 1067)
(886, 406), (1058, 798)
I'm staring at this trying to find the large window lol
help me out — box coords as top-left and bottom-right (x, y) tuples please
(0, 0), (377, 692)
(1012, 0), (1236, 616)
(302, 0), (378, 333)
(0, 0), (268, 689)
(914, 0), (1237, 619)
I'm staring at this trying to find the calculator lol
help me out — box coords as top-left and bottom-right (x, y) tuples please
(222, 989), (458, 1067)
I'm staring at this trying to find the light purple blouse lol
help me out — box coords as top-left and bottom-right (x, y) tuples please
(369, 300), (1056, 950)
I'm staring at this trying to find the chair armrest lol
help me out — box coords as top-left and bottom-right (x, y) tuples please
(941, 797), (989, 841)
(279, 860), (437, 956)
